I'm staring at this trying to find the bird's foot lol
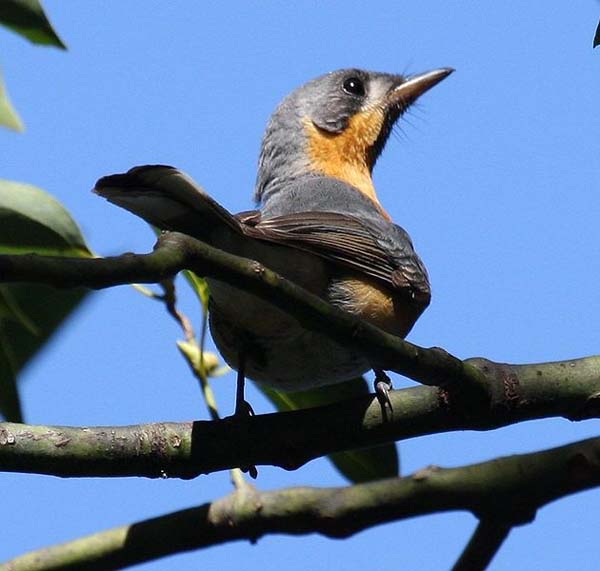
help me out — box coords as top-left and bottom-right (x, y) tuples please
(234, 398), (255, 418)
(374, 369), (393, 418)
(234, 359), (258, 478)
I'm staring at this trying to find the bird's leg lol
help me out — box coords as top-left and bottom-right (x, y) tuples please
(234, 348), (257, 479)
(234, 348), (255, 418)
(374, 368), (393, 417)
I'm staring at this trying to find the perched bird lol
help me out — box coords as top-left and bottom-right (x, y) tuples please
(95, 67), (453, 410)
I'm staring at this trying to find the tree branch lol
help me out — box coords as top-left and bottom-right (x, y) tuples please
(2, 223), (599, 571)
(3, 436), (600, 571)
(0, 232), (486, 392)
(1, 354), (599, 478)
(0, 239), (187, 288)
(452, 520), (512, 571)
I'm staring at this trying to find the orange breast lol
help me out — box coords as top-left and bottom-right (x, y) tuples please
(304, 110), (391, 221)
(329, 276), (421, 338)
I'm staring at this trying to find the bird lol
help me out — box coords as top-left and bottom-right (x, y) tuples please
(94, 67), (453, 413)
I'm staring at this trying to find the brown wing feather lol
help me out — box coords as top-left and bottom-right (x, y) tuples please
(237, 210), (430, 304)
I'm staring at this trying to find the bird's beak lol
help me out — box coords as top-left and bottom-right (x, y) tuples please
(365, 67), (454, 170)
(388, 68), (454, 108)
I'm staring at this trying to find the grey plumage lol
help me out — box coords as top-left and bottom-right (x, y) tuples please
(94, 67), (453, 390)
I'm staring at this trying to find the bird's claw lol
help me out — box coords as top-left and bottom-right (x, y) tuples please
(374, 369), (393, 417)
(235, 399), (255, 418)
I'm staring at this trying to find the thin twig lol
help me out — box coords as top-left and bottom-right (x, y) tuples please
(158, 278), (196, 342)
(156, 275), (240, 481)
(452, 520), (512, 571)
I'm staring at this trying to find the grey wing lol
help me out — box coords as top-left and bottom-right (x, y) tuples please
(239, 210), (431, 305)
(377, 223), (431, 304)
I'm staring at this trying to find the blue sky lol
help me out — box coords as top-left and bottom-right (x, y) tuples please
(2, 2), (600, 569)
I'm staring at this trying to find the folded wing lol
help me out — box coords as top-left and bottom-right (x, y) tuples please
(240, 210), (431, 305)
(95, 165), (430, 307)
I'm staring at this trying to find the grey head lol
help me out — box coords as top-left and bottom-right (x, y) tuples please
(254, 67), (454, 205)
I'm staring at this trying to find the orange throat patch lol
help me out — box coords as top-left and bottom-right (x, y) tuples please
(304, 109), (391, 220)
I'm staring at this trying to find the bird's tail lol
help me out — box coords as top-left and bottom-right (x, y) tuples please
(94, 165), (243, 242)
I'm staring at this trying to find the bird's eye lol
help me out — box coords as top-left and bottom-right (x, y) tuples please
(342, 77), (365, 97)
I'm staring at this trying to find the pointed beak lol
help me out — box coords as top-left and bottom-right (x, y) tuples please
(388, 67), (454, 108)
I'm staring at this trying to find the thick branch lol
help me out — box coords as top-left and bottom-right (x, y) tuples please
(1, 354), (599, 478)
(0, 232), (484, 390)
(3, 436), (600, 571)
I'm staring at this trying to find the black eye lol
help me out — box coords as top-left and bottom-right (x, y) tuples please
(342, 77), (365, 97)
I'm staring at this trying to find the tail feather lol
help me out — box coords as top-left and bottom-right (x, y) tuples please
(94, 165), (241, 241)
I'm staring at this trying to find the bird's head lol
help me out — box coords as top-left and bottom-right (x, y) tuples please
(256, 67), (453, 212)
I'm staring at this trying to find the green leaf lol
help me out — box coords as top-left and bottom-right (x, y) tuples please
(0, 69), (24, 132)
(0, 0), (66, 49)
(0, 180), (92, 421)
(594, 19), (600, 48)
(0, 180), (89, 255)
(327, 443), (399, 484)
(176, 339), (227, 378)
(262, 377), (399, 483)
(183, 271), (210, 310)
